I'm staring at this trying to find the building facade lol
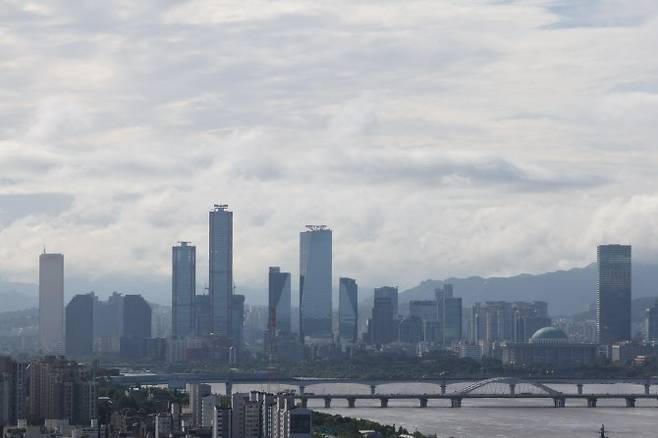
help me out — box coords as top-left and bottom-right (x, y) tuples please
(39, 252), (64, 354)
(172, 242), (196, 338)
(299, 226), (332, 340)
(65, 293), (94, 357)
(597, 244), (632, 344)
(501, 327), (597, 368)
(268, 267), (292, 335)
(209, 204), (233, 338)
(338, 277), (358, 343)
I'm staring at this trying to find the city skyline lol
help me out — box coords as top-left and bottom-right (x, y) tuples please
(3, 2), (658, 300)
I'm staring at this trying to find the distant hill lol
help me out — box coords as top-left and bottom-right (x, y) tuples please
(396, 263), (658, 316)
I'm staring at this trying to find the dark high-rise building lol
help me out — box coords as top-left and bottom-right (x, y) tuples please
(374, 286), (398, 317)
(597, 244), (632, 344)
(442, 296), (462, 344)
(513, 301), (551, 342)
(0, 356), (27, 426)
(338, 278), (358, 343)
(28, 356), (96, 426)
(268, 267), (291, 335)
(209, 204), (233, 338)
(195, 294), (211, 336)
(65, 293), (94, 356)
(231, 294), (245, 347)
(93, 292), (123, 338)
(121, 294), (151, 358)
(299, 226), (332, 340)
(645, 299), (658, 342)
(173, 242), (196, 338)
(369, 291), (396, 345)
(399, 316), (423, 344)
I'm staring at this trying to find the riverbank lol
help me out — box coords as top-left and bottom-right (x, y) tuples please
(312, 411), (432, 438)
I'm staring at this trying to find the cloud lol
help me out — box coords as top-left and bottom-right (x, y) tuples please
(0, 0), (657, 306)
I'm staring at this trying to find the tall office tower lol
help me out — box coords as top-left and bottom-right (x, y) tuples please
(646, 299), (658, 342)
(369, 294), (395, 345)
(210, 204), (233, 338)
(121, 295), (152, 358)
(513, 301), (551, 342)
(398, 316), (423, 344)
(39, 252), (64, 354)
(187, 383), (211, 427)
(195, 294), (211, 336)
(374, 286), (398, 317)
(28, 357), (96, 426)
(232, 295), (245, 347)
(93, 292), (124, 338)
(172, 242), (196, 338)
(65, 293), (94, 357)
(0, 356), (27, 426)
(299, 226), (332, 340)
(442, 295), (462, 345)
(201, 394), (221, 428)
(597, 244), (632, 344)
(269, 267), (292, 334)
(338, 278), (358, 343)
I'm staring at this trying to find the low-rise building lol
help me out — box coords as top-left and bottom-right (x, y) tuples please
(501, 327), (597, 368)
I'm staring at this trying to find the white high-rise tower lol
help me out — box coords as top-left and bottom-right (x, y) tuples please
(39, 252), (64, 353)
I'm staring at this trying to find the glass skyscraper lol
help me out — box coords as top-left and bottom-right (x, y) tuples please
(269, 267), (292, 334)
(209, 205), (233, 338)
(299, 226), (332, 340)
(597, 244), (631, 344)
(338, 277), (358, 343)
(172, 241), (196, 338)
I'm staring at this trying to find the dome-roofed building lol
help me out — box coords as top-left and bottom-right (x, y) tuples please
(529, 327), (568, 344)
(501, 326), (597, 368)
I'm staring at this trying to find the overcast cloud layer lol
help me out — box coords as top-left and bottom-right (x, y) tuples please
(2, 0), (658, 304)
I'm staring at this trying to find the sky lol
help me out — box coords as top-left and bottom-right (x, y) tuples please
(1, 0), (658, 305)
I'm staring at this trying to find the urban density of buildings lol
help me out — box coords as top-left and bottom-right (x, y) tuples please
(26, 204), (658, 369)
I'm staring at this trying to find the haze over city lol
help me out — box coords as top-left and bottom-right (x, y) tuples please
(3, 1), (658, 306)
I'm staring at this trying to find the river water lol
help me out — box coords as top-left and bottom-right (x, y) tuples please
(210, 382), (658, 438)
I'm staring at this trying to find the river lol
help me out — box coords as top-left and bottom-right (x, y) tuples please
(210, 382), (658, 438)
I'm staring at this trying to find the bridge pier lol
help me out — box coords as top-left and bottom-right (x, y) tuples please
(509, 383), (516, 396)
(645, 384), (651, 395)
(347, 397), (356, 408)
(625, 397), (636, 408)
(225, 382), (233, 396)
(450, 397), (462, 408)
(301, 398), (308, 408)
(419, 398), (428, 408)
(440, 383), (447, 395)
(380, 398), (389, 408)
(370, 384), (377, 395)
(577, 384), (583, 395)
(553, 397), (566, 408)
(587, 397), (597, 408)
(323, 397), (332, 408)
(298, 385), (305, 395)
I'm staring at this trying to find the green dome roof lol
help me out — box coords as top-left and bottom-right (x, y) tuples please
(529, 326), (568, 343)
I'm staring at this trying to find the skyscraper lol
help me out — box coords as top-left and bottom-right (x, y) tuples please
(369, 293), (395, 345)
(374, 286), (398, 317)
(121, 294), (152, 358)
(268, 267), (291, 334)
(597, 244), (632, 344)
(338, 278), (358, 343)
(172, 241), (196, 338)
(299, 226), (332, 340)
(39, 252), (64, 354)
(210, 205), (233, 338)
(646, 299), (658, 342)
(65, 293), (94, 357)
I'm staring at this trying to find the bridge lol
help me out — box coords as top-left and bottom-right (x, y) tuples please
(295, 377), (658, 409)
(109, 374), (658, 406)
